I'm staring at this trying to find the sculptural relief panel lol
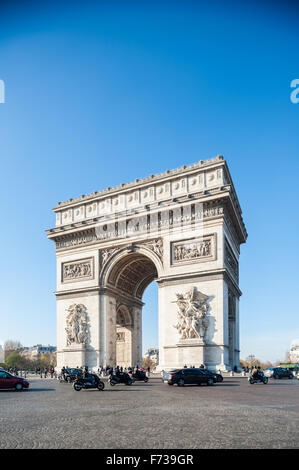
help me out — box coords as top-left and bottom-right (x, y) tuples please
(173, 287), (210, 342)
(171, 234), (216, 266)
(65, 303), (89, 346)
(62, 257), (94, 283)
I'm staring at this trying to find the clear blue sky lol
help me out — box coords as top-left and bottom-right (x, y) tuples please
(0, 0), (298, 363)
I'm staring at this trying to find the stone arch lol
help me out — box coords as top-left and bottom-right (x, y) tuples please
(100, 244), (162, 298)
(100, 246), (161, 368)
(116, 303), (133, 327)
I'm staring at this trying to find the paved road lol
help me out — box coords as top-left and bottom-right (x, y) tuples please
(0, 376), (299, 449)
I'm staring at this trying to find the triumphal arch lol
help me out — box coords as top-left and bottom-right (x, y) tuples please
(46, 155), (247, 371)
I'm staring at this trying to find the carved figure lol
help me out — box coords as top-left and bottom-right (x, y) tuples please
(174, 240), (211, 261)
(173, 287), (209, 341)
(63, 261), (92, 280)
(65, 304), (89, 346)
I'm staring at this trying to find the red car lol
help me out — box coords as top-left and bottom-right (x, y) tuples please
(0, 370), (29, 391)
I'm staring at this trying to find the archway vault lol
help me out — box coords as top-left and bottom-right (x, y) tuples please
(102, 249), (160, 368)
(101, 246), (161, 300)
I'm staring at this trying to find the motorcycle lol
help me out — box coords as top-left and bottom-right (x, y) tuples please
(130, 371), (149, 383)
(248, 374), (268, 384)
(108, 372), (132, 386)
(73, 374), (105, 391)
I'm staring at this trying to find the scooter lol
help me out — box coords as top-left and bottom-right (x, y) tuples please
(73, 374), (105, 391)
(108, 372), (132, 386)
(248, 374), (268, 384)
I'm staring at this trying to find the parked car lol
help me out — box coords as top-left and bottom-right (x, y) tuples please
(264, 367), (294, 379)
(0, 370), (29, 391)
(167, 368), (215, 386)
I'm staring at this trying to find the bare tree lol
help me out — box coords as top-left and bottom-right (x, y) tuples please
(142, 356), (156, 370)
(241, 355), (273, 370)
(4, 340), (23, 359)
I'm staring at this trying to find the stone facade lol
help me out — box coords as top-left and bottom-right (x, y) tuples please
(46, 155), (247, 371)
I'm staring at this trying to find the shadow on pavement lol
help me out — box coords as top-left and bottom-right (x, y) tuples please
(0, 388), (56, 392)
(266, 382), (298, 386)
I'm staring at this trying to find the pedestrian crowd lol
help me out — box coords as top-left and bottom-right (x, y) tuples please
(5, 365), (56, 379)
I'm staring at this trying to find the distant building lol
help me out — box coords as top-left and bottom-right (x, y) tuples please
(21, 344), (56, 360)
(290, 342), (299, 363)
(144, 348), (159, 364)
(0, 345), (4, 363)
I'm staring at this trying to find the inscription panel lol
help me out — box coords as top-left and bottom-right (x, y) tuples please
(171, 234), (216, 266)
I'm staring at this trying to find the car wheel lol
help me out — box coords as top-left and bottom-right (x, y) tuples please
(126, 380), (132, 386)
(144, 377), (149, 383)
(168, 383), (173, 386)
(97, 381), (105, 391)
(289, 375), (293, 379)
(207, 378), (213, 386)
(15, 383), (23, 391)
(109, 380), (116, 386)
(178, 379), (184, 387)
(274, 374), (279, 379)
(73, 384), (82, 391)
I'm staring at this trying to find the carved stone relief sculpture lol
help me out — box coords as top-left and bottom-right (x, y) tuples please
(116, 332), (125, 342)
(171, 235), (215, 265)
(142, 238), (163, 259)
(173, 287), (209, 341)
(65, 304), (89, 346)
(62, 258), (93, 282)
(101, 248), (118, 265)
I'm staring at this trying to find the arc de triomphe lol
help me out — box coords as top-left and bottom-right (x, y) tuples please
(46, 155), (247, 371)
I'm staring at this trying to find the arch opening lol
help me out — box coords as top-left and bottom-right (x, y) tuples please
(106, 252), (159, 368)
(107, 252), (158, 299)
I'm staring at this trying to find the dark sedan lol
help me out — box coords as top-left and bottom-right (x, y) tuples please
(0, 370), (29, 391)
(201, 369), (223, 383)
(167, 368), (215, 386)
(162, 369), (178, 383)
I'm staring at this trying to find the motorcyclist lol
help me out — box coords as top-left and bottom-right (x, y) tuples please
(257, 366), (264, 378)
(251, 365), (259, 379)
